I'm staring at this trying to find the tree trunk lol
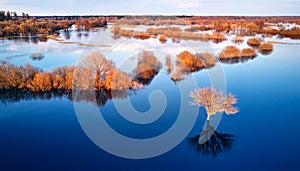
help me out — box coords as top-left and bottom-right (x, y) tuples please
(207, 114), (211, 121)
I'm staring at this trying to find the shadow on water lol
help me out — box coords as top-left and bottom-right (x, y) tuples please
(188, 120), (235, 157)
(30, 53), (45, 61)
(7, 36), (48, 44)
(219, 55), (257, 64)
(0, 88), (130, 107)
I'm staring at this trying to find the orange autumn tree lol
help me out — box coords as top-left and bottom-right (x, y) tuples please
(190, 87), (239, 120)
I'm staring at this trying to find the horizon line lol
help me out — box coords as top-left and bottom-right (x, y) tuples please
(21, 14), (300, 17)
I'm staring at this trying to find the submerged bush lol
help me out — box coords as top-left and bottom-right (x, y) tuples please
(134, 51), (162, 85)
(219, 46), (258, 59)
(247, 37), (262, 47)
(169, 51), (207, 82)
(241, 48), (258, 57)
(219, 46), (241, 59)
(258, 42), (274, 55)
(158, 35), (167, 44)
(258, 42), (273, 51)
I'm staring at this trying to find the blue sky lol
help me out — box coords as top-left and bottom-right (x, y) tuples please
(0, 0), (299, 16)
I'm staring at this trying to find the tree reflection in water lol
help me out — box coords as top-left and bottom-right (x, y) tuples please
(0, 88), (131, 106)
(188, 120), (235, 157)
(219, 55), (257, 64)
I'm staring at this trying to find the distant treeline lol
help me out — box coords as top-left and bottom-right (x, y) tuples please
(2, 11), (300, 39)
(0, 10), (110, 37)
(0, 16), (73, 36)
(0, 11), (54, 36)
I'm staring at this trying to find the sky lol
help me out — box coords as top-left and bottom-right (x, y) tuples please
(0, 0), (299, 16)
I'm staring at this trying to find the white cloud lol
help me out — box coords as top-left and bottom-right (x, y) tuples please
(177, 0), (203, 9)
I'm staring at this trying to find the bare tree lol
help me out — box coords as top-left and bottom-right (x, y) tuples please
(13, 11), (17, 20)
(6, 11), (11, 20)
(190, 87), (239, 120)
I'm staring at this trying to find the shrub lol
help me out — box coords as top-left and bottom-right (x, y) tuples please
(158, 35), (167, 44)
(177, 51), (205, 72)
(258, 42), (273, 51)
(133, 32), (150, 40)
(247, 37), (262, 47)
(241, 48), (257, 57)
(134, 51), (162, 85)
(219, 46), (241, 59)
(258, 43), (274, 55)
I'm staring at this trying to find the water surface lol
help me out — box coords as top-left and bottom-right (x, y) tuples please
(1, 28), (300, 170)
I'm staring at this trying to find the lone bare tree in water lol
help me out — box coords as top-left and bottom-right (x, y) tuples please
(190, 87), (239, 120)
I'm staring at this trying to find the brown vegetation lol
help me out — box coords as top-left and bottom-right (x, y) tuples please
(0, 51), (164, 93)
(0, 11), (111, 37)
(197, 53), (216, 68)
(75, 17), (107, 30)
(258, 42), (274, 55)
(111, 25), (151, 40)
(2, 12), (300, 40)
(158, 35), (167, 44)
(219, 46), (258, 59)
(177, 51), (205, 72)
(146, 27), (227, 42)
(134, 51), (162, 85)
(241, 48), (258, 57)
(0, 18), (73, 37)
(184, 16), (300, 39)
(170, 51), (212, 81)
(247, 37), (262, 47)
(112, 25), (227, 43)
(115, 16), (187, 26)
(0, 52), (138, 92)
(280, 27), (300, 39)
(74, 52), (134, 91)
(231, 36), (244, 44)
(190, 87), (239, 120)
(169, 51), (217, 82)
(258, 42), (273, 51)
(219, 46), (241, 59)
(0, 61), (73, 91)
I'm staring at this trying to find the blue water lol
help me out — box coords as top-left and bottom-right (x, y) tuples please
(1, 30), (300, 170)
